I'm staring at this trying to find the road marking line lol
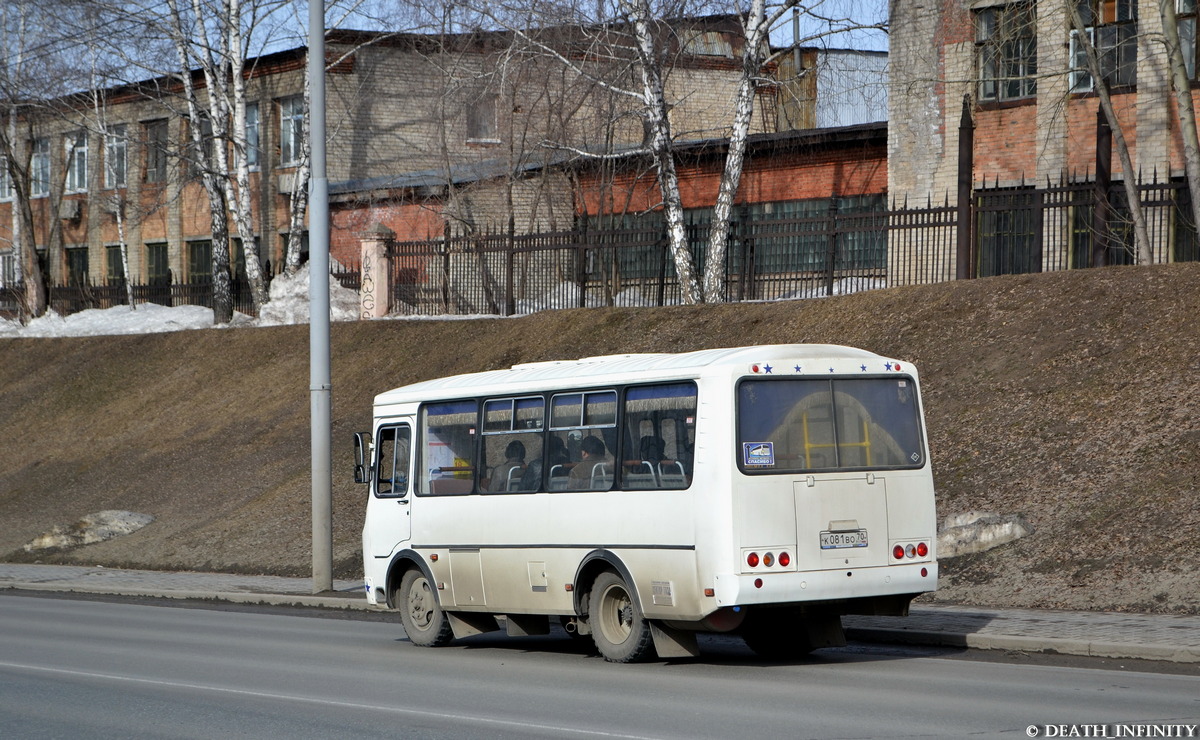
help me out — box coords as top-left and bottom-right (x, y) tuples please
(0, 660), (658, 739)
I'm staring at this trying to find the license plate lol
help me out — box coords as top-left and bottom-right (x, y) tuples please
(820, 529), (868, 549)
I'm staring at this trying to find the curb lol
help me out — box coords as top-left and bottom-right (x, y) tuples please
(3, 582), (372, 611)
(844, 626), (1200, 663)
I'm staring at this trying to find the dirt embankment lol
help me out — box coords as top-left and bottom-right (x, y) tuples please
(2, 263), (1197, 614)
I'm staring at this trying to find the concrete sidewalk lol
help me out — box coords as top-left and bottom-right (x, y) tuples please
(3, 563), (1198, 664)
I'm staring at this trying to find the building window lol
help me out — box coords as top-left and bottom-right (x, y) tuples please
(976, 3), (1037, 102)
(0, 251), (16, 287)
(466, 94), (499, 142)
(31, 137), (50, 197)
(0, 158), (11, 200)
(144, 119), (169, 184)
(244, 102), (260, 169)
(105, 124), (127, 189)
(279, 95), (305, 166)
(1071, 0), (1138, 92)
(976, 186), (1039, 276)
(106, 245), (126, 282)
(187, 240), (212, 280)
(681, 30), (733, 57)
(66, 247), (89, 285)
(188, 114), (214, 177)
(146, 242), (169, 283)
(65, 131), (88, 193)
(1178, 0), (1198, 79)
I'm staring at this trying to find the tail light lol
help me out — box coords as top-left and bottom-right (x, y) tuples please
(746, 552), (760, 568)
(894, 542), (931, 560)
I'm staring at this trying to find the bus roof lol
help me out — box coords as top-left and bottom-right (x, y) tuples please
(373, 344), (912, 408)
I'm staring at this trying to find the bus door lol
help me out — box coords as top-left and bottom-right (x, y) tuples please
(365, 421), (414, 558)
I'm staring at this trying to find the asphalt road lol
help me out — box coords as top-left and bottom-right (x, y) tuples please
(1, 593), (1197, 739)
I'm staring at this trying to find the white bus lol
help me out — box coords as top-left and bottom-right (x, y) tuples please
(354, 344), (937, 662)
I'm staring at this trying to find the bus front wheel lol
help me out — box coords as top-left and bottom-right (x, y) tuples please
(397, 569), (453, 647)
(589, 571), (654, 663)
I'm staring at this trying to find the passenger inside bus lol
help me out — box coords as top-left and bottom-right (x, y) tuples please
(490, 440), (526, 492)
(566, 435), (612, 490)
(522, 435), (568, 492)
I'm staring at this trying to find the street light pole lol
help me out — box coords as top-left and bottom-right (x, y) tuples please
(308, 0), (332, 594)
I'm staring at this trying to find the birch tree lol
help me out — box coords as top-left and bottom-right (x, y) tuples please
(445, 0), (881, 303)
(167, 0), (237, 323)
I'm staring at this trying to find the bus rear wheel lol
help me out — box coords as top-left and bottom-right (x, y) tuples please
(397, 569), (453, 647)
(589, 571), (654, 663)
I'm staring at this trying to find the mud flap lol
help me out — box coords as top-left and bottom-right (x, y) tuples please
(650, 621), (700, 659)
(447, 611), (499, 639)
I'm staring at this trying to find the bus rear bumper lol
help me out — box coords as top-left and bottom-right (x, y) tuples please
(712, 561), (937, 609)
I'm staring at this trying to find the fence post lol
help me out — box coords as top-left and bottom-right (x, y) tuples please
(824, 199), (838, 296)
(359, 223), (393, 319)
(441, 222), (452, 314)
(956, 95), (975, 280)
(505, 220), (516, 316)
(1092, 106), (1112, 268)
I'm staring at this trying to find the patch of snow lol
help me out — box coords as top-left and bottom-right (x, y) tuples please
(938, 511), (1034, 559)
(515, 282), (674, 314)
(0, 303), (216, 338)
(256, 264), (361, 326)
(23, 510), (155, 552)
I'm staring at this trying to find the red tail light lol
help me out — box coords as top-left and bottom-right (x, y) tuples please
(916, 542), (929, 557)
(778, 552), (791, 567)
(746, 552), (760, 568)
(893, 544), (905, 560)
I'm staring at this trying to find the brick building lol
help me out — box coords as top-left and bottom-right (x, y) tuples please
(888, 0), (1200, 280)
(0, 18), (772, 294)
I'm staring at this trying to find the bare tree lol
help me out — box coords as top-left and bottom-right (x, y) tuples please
(444, 0), (882, 303)
(1157, 0), (1200, 238)
(1067, 2), (1153, 265)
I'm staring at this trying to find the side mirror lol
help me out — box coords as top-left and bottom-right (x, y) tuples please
(353, 432), (371, 484)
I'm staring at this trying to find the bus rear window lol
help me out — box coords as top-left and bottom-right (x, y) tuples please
(737, 377), (924, 473)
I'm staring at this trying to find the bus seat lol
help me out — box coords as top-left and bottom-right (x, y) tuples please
(590, 462), (613, 490)
(623, 461), (657, 489)
(506, 464), (526, 492)
(548, 464), (569, 491)
(429, 478), (473, 495)
(657, 460), (687, 488)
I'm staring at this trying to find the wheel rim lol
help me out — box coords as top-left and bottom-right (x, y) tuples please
(597, 582), (633, 645)
(406, 577), (435, 631)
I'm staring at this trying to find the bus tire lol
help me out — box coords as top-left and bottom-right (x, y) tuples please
(397, 568), (453, 647)
(589, 571), (654, 663)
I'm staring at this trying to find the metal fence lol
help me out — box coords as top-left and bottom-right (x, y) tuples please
(4, 174), (1196, 322)
(384, 208), (892, 316)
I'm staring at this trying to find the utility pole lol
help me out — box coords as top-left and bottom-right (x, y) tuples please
(309, 0), (332, 594)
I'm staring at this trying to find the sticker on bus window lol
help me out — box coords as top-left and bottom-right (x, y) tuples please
(743, 442), (775, 468)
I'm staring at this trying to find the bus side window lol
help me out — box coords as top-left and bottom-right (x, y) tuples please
(420, 400), (479, 495)
(482, 397), (545, 492)
(620, 383), (697, 491)
(550, 391), (616, 491)
(375, 425), (411, 497)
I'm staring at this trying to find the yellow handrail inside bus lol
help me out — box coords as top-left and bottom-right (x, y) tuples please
(802, 413), (872, 467)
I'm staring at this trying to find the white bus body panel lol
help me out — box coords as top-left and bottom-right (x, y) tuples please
(360, 345), (938, 622)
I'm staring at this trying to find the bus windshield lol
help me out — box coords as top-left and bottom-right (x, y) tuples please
(737, 377), (925, 473)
